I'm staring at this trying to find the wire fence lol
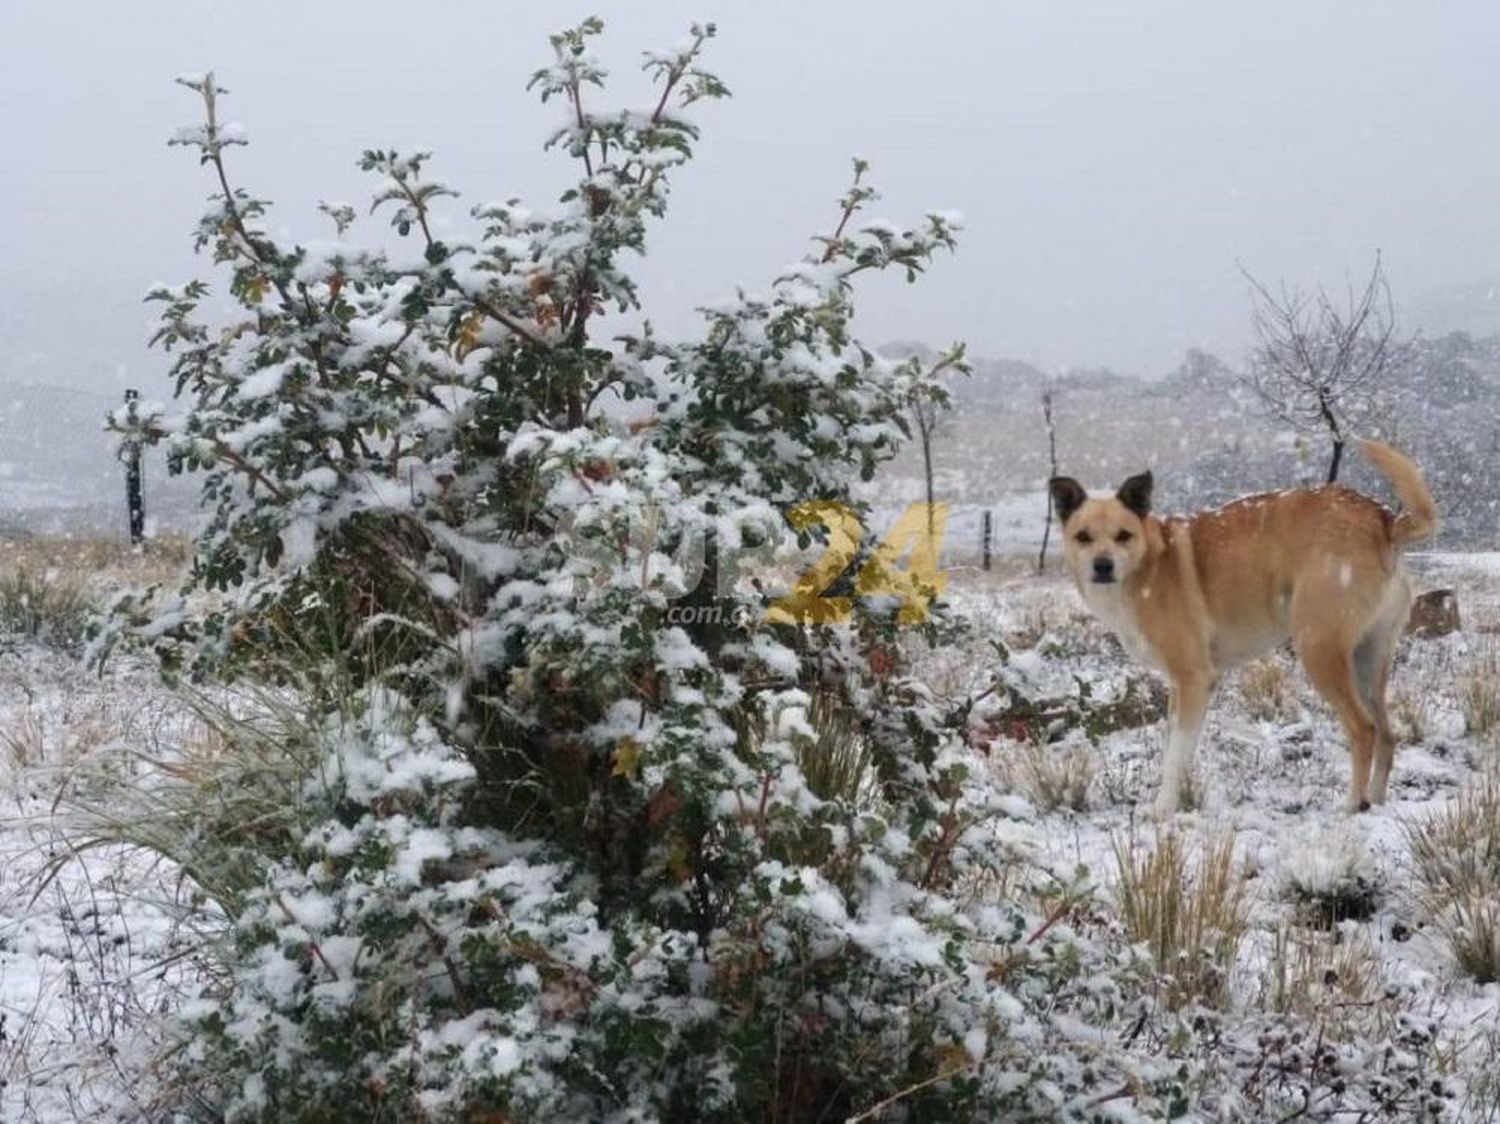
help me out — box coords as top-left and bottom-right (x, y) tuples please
(863, 499), (1053, 572)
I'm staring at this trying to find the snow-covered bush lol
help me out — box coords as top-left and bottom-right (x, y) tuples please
(158, 687), (1211, 1121)
(964, 640), (1166, 750)
(102, 18), (1222, 1121)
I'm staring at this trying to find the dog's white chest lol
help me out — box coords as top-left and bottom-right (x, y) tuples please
(1081, 584), (1161, 670)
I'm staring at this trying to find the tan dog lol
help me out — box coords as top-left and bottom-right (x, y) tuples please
(1049, 440), (1438, 815)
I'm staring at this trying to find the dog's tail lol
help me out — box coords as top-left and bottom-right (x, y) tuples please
(1360, 439), (1438, 547)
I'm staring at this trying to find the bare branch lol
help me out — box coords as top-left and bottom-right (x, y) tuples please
(1238, 255), (1408, 481)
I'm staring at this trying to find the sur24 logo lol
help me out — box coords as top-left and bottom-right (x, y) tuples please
(557, 501), (949, 625)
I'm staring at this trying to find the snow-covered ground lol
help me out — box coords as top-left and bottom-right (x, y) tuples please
(0, 544), (1498, 1116)
(0, 640), (210, 1121)
(919, 550), (1500, 1112)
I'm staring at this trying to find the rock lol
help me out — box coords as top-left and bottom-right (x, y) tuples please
(1407, 589), (1461, 638)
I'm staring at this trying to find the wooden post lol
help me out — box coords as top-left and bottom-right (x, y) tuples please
(981, 510), (992, 571)
(124, 389), (145, 545)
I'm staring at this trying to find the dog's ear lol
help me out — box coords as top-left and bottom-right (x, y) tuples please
(1116, 471), (1153, 518)
(1049, 477), (1087, 525)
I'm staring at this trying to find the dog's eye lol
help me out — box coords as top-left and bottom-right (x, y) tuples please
(1074, 530), (1093, 545)
(1114, 529), (1134, 544)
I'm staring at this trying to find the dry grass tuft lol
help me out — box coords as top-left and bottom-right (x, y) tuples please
(1389, 687), (1432, 745)
(0, 533), (194, 656)
(0, 533), (190, 591)
(1260, 925), (1381, 1021)
(0, 710), (47, 771)
(1442, 895), (1500, 984)
(0, 567), (92, 651)
(1407, 776), (1500, 906)
(1461, 1025), (1500, 1121)
(1406, 774), (1500, 982)
(1003, 740), (1097, 812)
(60, 688), (326, 914)
(1238, 658), (1298, 723)
(1460, 648), (1500, 743)
(1112, 829), (1252, 1008)
(0, 707), (117, 776)
(794, 687), (876, 806)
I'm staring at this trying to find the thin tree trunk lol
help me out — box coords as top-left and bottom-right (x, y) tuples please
(1038, 390), (1058, 573)
(1317, 391), (1344, 483)
(920, 415), (935, 542)
(1327, 439), (1344, 484)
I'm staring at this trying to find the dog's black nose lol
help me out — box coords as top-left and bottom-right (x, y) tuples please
(1092, 556), (1115, 581)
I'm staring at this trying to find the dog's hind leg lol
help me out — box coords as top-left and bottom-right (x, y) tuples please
(1154, 671), (1213, 817)
(1299, 630), (1379, 812)
(1361, 578), (1412, 805)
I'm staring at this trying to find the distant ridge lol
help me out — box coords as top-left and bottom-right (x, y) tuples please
(0, 378), (193, 533)
(866, 332), (1500, 548)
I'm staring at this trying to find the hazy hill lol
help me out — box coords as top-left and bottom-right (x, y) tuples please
(868, 333), (1500, 552)
(0, 379), (193, 536)
(1408, 281), (1500, 339)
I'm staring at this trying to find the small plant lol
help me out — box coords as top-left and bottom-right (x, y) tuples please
(1004, 738), (1097, 812)
(1112, 829), (1251, 1008)
(1239, 657), (1297, 723)
(1280, 828), (1381, 927)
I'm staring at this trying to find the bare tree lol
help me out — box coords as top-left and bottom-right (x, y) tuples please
(910, 393), (941, 540)
(1240, 254), (1409, 482)
(904, 343), (966, 542)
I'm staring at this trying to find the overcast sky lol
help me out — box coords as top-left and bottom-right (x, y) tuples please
(4, 0), (1500, 393)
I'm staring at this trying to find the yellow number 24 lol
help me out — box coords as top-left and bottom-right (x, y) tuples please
(765, 502), (948, 626)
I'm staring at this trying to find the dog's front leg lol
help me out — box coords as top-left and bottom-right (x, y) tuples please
(1153, 673), (1212, 817)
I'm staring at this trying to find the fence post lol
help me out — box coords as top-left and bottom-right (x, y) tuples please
(981, 510), (992, 571)
(124, 389), (145, 545)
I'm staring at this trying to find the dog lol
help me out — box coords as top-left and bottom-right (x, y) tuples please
(1048, 440), (1438, 815)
